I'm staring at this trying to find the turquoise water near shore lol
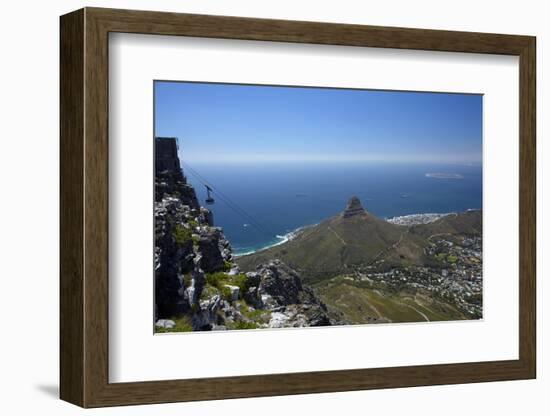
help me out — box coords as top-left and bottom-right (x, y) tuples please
(185, 162), (482, 255)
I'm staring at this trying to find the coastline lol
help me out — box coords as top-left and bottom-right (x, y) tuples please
(233, 208), (481, 257)
(233, 223), (316, 257)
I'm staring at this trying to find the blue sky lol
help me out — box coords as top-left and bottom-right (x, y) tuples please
(154, 81), (482, 164)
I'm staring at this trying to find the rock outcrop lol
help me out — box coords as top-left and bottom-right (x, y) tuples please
(155, 168), (200, 209)
(248, 260), (341, 327)
(154, 141), (228, 323)
(198, 231), (225, 273)
(154, 139), (337, 332)
(342, 196), (366, 218)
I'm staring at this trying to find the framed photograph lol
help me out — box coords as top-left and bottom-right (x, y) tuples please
(60, 7), (536, 408)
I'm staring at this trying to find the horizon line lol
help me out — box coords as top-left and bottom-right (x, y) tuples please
(180, 154), (482, 165)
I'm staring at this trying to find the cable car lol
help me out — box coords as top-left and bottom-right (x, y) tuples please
(205, 185), (215, 204)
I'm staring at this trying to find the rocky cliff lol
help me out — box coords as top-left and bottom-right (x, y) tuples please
(154, 145), (338, 332)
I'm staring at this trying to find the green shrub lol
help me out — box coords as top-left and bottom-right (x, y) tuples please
(155, 315), (193, 333)
(200, 284), (218, 300)
(220, 285), (233, 301)
(228, 320), (259, 330)
(234, 299), (249, 311)
(205, 272), (249, 302)
(230, 273), (248, 295)
(242, 308), (270, 323)
(172, 224), (192, 246)
(205, 272), (227, 288)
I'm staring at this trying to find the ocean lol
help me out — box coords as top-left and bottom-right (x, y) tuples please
(184, 162), (482, 255)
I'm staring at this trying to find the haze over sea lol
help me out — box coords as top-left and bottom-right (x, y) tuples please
(187, 161), (482, 255)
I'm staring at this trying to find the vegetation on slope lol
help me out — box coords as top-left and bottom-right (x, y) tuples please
(314, 276), (467, 324)
(237, 209), (481, 284)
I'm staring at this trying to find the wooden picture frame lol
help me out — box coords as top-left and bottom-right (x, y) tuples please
(60, 7), (536, 408)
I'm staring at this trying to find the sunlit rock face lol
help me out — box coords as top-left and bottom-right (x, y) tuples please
(341, 196), (366, 218)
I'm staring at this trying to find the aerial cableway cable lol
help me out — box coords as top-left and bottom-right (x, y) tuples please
(181, 161), (276, 239)
(182, 162), (274, 237)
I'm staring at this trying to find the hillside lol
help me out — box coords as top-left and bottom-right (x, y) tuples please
(411, 209), (482, 238)
(237, 197), (482, 283)
(313, 276), (468, 324)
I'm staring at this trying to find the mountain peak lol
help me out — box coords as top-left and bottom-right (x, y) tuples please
(342, 196), (366, 218)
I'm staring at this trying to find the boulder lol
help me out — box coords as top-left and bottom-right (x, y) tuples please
(211, 325), (227, 331)
(198, 233), (224, 272)
(221, 248), (232, 262)
(257, 261), (303, 306)
(224, 284), (240, 302)
(192, 295), (222, 331)
(245, 271), (261, 287)
(253, 260), (340, 327)
(244, 286), (263, 309)
(155, 319), (175, 329)
(227, 266), (240, 276)
(269, 312), (289, 328)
